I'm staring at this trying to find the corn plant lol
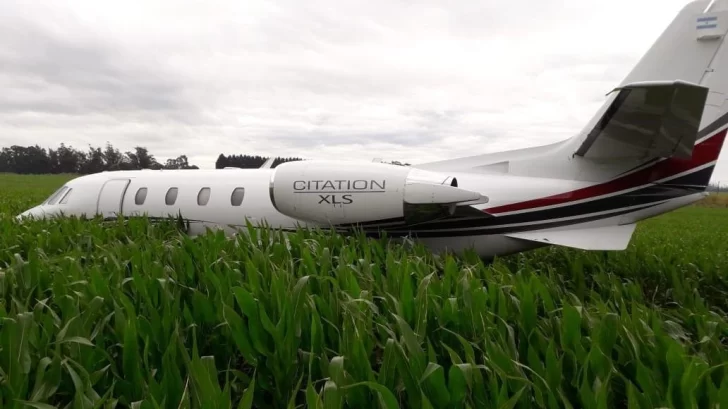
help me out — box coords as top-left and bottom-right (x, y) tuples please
(0, 173), (727, 408)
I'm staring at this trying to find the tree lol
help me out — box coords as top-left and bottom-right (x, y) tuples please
(82, 146), (106, 174)
(0, 141), (316, 174)
(126, 146), (162, 170)
(0, 142), (200, 174)
(164, 155), (197, 169)
(57, 144), (85, 173)
(103, 143), (125, 170)
(215, 153), (303, 169)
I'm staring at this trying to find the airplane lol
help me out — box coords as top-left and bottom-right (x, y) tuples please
(16, 0), (728, 259)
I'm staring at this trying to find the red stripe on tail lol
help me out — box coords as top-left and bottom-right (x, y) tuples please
(486, 129), (727, 215)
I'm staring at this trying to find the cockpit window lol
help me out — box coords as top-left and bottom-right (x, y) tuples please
(45, 186), (68, 205)
(59, 188), (73, 204)
(42, 186), (62, 204)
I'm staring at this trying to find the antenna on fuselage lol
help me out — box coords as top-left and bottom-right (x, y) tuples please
(705, 0), (717, 13)
(260, 157), (275, 169)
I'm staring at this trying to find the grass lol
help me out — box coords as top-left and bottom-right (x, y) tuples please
(0, 173), (727, 408)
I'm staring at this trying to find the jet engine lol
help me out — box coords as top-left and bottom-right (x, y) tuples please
(269, 160), (488, 226)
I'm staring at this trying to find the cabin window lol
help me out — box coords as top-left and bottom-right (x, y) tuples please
(135, 188), (148, 205)
(197, 187), (211, 206)
(230, 187), (245, 206)
(46, 186), (68, 205)
(59, 188), (73, 204)
(165, 187), (178, 205)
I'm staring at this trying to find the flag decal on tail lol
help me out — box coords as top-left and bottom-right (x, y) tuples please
(695, 12), (726, 40)
(697, 15), (718, 29)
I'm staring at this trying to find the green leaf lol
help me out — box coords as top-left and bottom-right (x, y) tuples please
(341, 382), (400, 409)
(237, 373), (256, 409)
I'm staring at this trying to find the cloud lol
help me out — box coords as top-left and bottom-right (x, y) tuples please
(0, 0), (726, 182)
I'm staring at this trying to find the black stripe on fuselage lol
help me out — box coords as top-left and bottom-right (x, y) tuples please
(115, 201), (656, 240)
(330, 166), (711, 233)
(339, 112), (727, 234)
(356, 203), (660, 238)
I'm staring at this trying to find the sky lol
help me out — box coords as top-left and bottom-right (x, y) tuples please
(1, 0), (726, 184)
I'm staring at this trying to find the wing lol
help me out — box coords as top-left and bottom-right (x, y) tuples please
(505, 223), (637, 251)
(575, 80), (709, 161)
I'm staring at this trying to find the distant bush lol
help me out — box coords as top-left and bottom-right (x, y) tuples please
(695, 192), (728, 208)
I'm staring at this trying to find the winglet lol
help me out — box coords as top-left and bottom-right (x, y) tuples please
(505, 223), (637, 251)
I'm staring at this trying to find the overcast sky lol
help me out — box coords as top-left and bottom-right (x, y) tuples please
(1, 0), (726, 183)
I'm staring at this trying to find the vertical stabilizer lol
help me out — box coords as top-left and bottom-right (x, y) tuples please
(575, 0), (728, 139)
(416, 0), (728, 186)
(617, 0), (728, 130)
(569, 0), (728, 187)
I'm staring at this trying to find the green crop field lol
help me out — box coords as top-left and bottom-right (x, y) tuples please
(1, 173), (728, 409)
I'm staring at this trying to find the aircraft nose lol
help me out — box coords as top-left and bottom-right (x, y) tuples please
(16, 206), (46, 220)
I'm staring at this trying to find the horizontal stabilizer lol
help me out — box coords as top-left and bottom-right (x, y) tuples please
(505, 223), (637, 250)
(575, 80), (709, 161)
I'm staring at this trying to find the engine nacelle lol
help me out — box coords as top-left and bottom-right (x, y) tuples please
(269, 160), (488, 226)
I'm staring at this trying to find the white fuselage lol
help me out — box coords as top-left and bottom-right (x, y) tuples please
(17, 165), (704, 259)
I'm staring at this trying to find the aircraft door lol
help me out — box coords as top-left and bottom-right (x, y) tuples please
(97, 179), (131, 218)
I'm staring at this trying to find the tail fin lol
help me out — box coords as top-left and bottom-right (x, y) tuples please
(416, 0), (728, 187)
(572, 0), (728, 187)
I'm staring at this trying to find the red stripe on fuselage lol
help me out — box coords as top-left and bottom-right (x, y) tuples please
(486, 129), (727, 215)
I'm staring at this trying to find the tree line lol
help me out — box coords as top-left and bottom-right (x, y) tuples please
(0, 143), (199, 174)
(708, 182), (725, 192)
(0, 142), (412, 175)
(214, 154), (303, 169)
